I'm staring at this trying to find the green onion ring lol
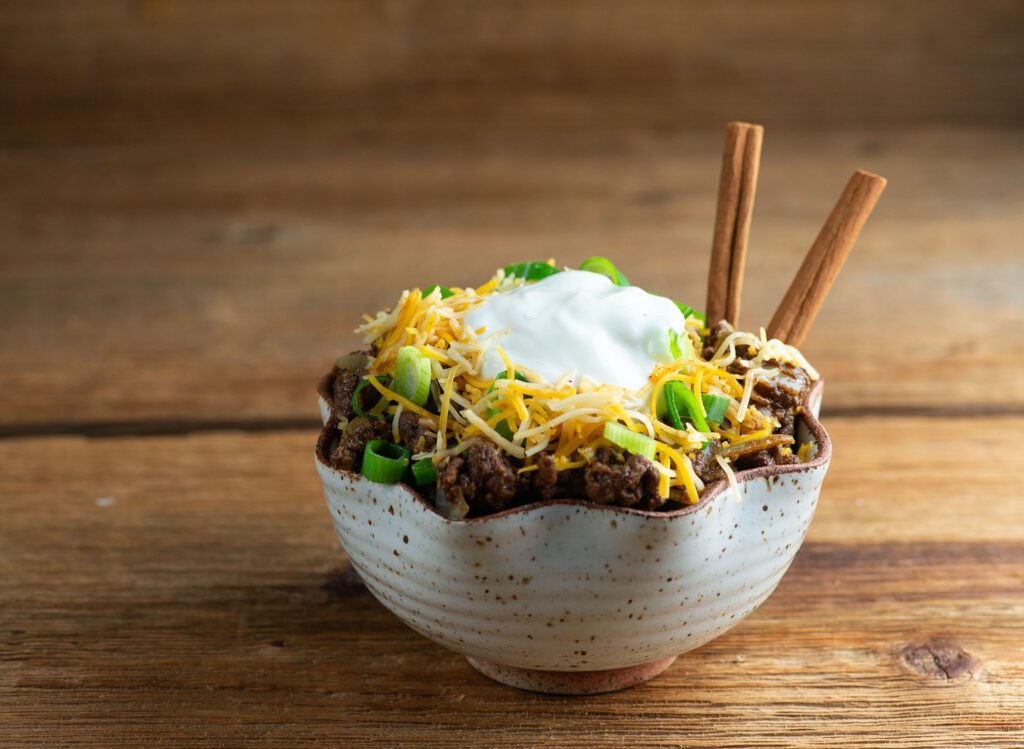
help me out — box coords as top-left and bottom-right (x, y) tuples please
(701, 393), (731, 424)
(394, 346), (432, 406)
(361, 440), (411, 483)
(602, 421), (657, 460)
(411, 458), (437, 486)
(668, 383), (711, 434)
(580, 256), (629, 286)
(352, 375), (392, 420)
(504, 261), (560, 282)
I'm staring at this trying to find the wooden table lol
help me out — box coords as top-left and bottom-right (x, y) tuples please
(2, 128), (1023, 747)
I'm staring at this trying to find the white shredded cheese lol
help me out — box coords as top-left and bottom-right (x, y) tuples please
(461, 409), (527, 458)
(352, 263), (820, 507)
(391, 403), (404, 444)
(716, 455), (742, 503)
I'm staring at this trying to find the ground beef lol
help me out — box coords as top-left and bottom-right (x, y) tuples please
(754, 361), (810, 410)
(396, 411), (437, 454)
(437, 441), (518, 516)
(730, 444), (802, 472)
(694, 325), (812, 486)
(330, 367), (365, 420)
(702, 321), (757, 362)
(748, 360), (810, 438)
(328, 351), (378, 420)
(320, 326), (812, 514)
(772, 446), (801, 466)
(557, 462), (588, 501)
(529, 453), (560, 501)
(583, 448), (663, 510)
(690, 444), (725, 485)
(511, 453), (588, 503)
(328, 416), (389, 472)
(708, 329), (811, 441)
(773, 408), (796, 437)
(734, 448), (775, 471)
(702, 320), (732, 360)
(327, 408), (436, 473)
(703, 324), (809, 394)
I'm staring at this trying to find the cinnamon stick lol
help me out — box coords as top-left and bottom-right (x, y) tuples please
(706, 121), (764, 327)
(767, 170), (887, 347)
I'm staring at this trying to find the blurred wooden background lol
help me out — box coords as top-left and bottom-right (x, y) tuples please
(3, 0), (1022, 146)
(1, 3), (1023, 747)
(2, 0), (1022, 428)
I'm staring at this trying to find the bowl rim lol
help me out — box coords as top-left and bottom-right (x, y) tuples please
(316, 378), (830, 524)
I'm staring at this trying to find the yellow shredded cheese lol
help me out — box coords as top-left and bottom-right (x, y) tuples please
(366, 376), (438, 424)
(462, 410), (527, 458)
(797, 441), (813, 462)
(348, 263), (818, 508)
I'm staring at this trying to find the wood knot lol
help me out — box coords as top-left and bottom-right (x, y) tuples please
(899, 638), (977, 681)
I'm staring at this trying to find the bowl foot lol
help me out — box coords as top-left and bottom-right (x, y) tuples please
(465, 655), (678, 695)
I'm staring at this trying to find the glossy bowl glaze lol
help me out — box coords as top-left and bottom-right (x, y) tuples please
(315, 380), (830, 694)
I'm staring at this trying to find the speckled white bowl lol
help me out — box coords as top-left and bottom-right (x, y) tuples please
(315, 380), (830, 694)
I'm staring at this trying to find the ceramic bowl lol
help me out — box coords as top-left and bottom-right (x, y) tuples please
(314, 379), (830, 694)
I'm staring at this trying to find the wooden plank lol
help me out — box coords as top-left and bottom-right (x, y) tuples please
(2, 129), (1022, 426)
(1, 420), (1022, 746)
(1, 1), (1022, 146)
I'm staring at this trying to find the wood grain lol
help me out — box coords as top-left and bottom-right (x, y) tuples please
(1, 1), (1022, 147)
(1, 422), (1022, 747)
(1, 8), (1022, 738)
(2, 129), (1023, 427)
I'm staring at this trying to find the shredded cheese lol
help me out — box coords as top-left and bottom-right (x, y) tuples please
(391, 403), (404, 444)
(462, 410), (527, 458)
(348, 265), (818, 509)
(716, 455), (742, 503)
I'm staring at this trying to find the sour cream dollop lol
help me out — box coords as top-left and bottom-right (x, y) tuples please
(465, 270), (687, 392)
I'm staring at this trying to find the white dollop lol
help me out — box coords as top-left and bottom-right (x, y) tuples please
(465, 270), (687, 391)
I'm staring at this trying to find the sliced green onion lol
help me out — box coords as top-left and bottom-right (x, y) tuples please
(579, 256), (629, 286)
(485, 369), (529, 418)
(394, 346), (432, 406)
(670, 383), (711, 433)
(673, 301), (707, 325)
(361, 440), (411, 483)
(681, 331), (695, 359)
(352, 375), (391, 420)
(650, 329), (692, 363)
(701, 393), (731, 423)
(504, 261), (560, 282)
(656, 383), (684, 430)
(495, 369), (529, 383)
(411, 458), (437, 486)
(657, 382), (710, 433)
(602, 421), (657, 461)
(674, 330), (694, 360)
(579, 256), (617, 281)
(422, 285), (454, 299)
(485, 369), (530, 443)
(495, 420), (515, 441)
(668, 330), (683, 359)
